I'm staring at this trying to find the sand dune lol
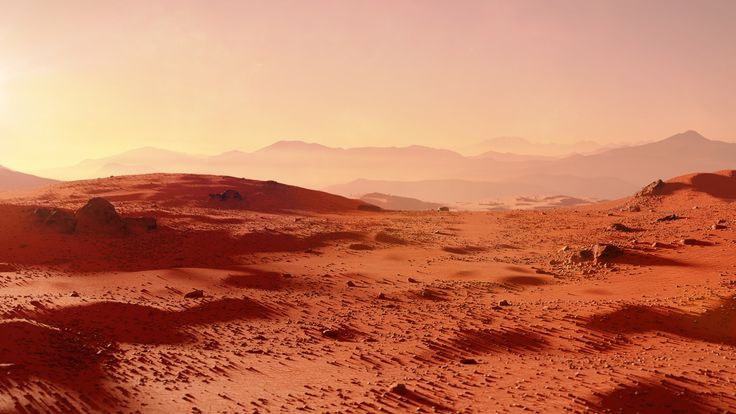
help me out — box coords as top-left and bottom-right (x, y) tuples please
(0, 171), (736, 412)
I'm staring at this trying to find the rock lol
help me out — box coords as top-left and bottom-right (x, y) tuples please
(610, 223), (634, 232)
(570, 249), (594, 263)
(44, 209), (77, 233)
(560, 245), (570, 252)
(75, 198), (126, 234)
(594, 244), (624, 262)
(498, 299), (511, 306)
(437, 206), (450, 212)
(680, 239), (699, 246)
(407, 277), (419, 283)
(626, 205), (641, 212)
(70, 291), (80, 297)
(209, 190), (243, 201)
(33, 207), (52, 221)
(377, 292), (386, 299)
(321, 329), (338, 338)
(346, 281), (356, 287)
(460, 358), (478, 365)
(636, 179), (665, 197)
(711, 224), (727, 230)
(420, 289), (435, 298)
(656, 214), (679, 222)
(184, 289), (204, 299)
(651, 242), (669, 248)
(389, 383), (408, 394)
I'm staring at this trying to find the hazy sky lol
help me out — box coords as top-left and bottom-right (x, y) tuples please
(1, 0), (735, 171)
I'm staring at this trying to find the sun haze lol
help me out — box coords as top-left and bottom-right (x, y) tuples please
(1, 0), (736, 171)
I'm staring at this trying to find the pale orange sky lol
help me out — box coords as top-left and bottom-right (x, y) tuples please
(1, 0), (735, 171)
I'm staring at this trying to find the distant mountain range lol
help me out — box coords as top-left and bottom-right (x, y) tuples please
(358, 192), (443, 211)
(458, 136), (607, 157)
(31, 130), (736, 204)
(0, 165), (57, 192)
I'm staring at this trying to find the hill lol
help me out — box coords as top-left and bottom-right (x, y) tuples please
(0, 165), (57, 192)
(1, 173), (375, 214)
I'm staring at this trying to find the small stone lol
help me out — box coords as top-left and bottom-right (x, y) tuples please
(610, 223), (634, 232)
(184, 289), (204, 299)
(656, 214), (679, 222)
(498, 300), (511, 306)
(322, 329), (338, 338)
(346, 281), (356, 287)
(407, 277), (419, 283)
(460, 358), (478, 365)
(377, 292), (386, 299)
(70, 291), (80, 297)
(389, 383), (407, 394)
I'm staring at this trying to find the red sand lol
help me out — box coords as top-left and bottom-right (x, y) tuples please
(1, 172), (736, 413)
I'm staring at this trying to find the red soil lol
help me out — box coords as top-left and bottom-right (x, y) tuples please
(0, 172), (736, 413)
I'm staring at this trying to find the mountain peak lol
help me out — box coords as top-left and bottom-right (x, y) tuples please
(257, 140), (333, 152)
(663, 130), (708, 143)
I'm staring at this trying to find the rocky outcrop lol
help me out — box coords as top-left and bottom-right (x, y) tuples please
(636, 179), (665, 197)
(75, 198), (126, 234)
(32, 198), (157, 236)
(593, 243), (624, 262)
(209, 190), (242, 201)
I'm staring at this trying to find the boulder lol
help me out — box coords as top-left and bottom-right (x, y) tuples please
(75, 198), (126, 234)
(594, 243), (624, 262)
(44, 209), (77, 234)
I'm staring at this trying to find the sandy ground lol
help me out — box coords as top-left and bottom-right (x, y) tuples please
(1, 172), (736, 413)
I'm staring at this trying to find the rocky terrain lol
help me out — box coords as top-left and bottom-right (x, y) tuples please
(1, 171), (736, 413)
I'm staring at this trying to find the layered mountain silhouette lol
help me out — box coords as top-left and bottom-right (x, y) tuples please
(0, 165), (57, 192)
(459, 136), (605, 157)
(36, 130), (735, 203)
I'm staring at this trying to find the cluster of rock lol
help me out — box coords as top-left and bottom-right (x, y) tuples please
(208, 189), (243, 201)
(34, 197), (156, 235)
(565, 243), (624, 265)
